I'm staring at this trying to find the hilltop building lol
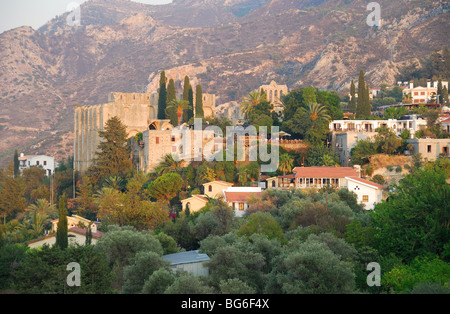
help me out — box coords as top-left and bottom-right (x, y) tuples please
(18, 153), (56, 176)
(259, 80), (288, 113)
(402, 80), (449, 104)
(74, 92), (218, 173)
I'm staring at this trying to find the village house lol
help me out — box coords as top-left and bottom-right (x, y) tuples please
(203, 180), (234, 199)
(181, 194), (209, 213)
(402, 80), (449, 104)
(345, 176), (384, 210)
(26, 226), (103, 249)
(406, 138), (450, 161)
(264, 166), (384, 210)
(18, 153), (56, 176)
(222, 186), (262, 217)
(292, 166), (361, 189)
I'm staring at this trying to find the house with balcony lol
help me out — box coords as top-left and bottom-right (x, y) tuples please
(18, 153), (56, 176)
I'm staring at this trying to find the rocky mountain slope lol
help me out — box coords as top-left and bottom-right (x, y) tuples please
(0, 0), (448, 166)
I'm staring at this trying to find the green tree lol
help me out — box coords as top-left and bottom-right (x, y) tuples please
(371, 167), (450, 263)
(142, 268), (176, 294)
(278, 153), (294, 175)
(356, 70), (371, 118)
(238, 212), (285, 243)
(266, 237), (356, 293)
(87, 116), (133, 187)
(96, 225), (163, 288)
(157, 71), (167, 119)
(166, 78), (178, 126)
(182, 76), (192, 122)
(147, 172), (183, 207)
(55, 193), (68, 250)
(195, 84), (204, 118)
(167, 99), (189, 126)
(122, 251), (169, 294)
(0, 164), (27, 225)
(13, 149), (19, 178)
(349, 80), (357, 113)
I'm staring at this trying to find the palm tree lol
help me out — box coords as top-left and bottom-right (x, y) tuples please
(155, 153), (183, 175)
(308, 103), (331, 123)
(320, 154), (339, 167)
(237, 166), (251, 186)
(278, 153), (294, 175)
(166, 99), (190, 126)
(240, 91), (265, 119)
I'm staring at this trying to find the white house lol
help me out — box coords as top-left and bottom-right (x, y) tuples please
(18, 153), (56, 176)
(26, 227), (104, 249)
(345, 176), (384, 210)
(222, 186), (262, 217)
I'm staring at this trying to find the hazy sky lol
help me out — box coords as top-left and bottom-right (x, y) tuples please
(0, 0), (173, 34)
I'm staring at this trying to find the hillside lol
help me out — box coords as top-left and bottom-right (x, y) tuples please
(0, 0), (449, 166)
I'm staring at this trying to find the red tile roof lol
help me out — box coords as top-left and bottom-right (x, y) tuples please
(69, 227), (104, 239)
(346, 176), (385, 189)
(292, 167), (359, 178)
(223, 191), (262, 202)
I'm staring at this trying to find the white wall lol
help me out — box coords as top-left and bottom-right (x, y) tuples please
(346, 181), (382, 210)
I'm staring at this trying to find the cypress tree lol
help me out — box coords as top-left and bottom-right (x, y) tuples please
(356, 70), (370, 118)
(182, 76), (191, 102)
(349, 80), (357, 113)
(442, 86), (448, 105)
(56, 193), (68, 250)
(13, 149), (19, 178)
(365, 84), (371, 117)
(157, 71), (167, 119)
(195, 84), (204, 118)
(166, 79), (178, 126)
(187, 87), (194, 122)
(182, 76), (191, 122)
(85, 225), (92, 245)
(437, 79), (443, 104)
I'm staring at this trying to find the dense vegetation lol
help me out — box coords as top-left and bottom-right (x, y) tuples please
(0, 76), (448, 294)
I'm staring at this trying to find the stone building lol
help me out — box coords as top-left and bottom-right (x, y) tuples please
(74, 92), (158, 173)
(259, 80), (289, 113)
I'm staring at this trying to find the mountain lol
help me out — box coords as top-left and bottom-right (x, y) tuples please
(0, 0), (448, 166)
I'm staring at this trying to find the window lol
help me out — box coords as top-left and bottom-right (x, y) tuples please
(362, 195), (369, 202)
(36, 160), (40, 166)
(208, 185), (212, 192)
(186, 202), (190, 211)
(272, 180), (276, 187)
(427, 145), (432, 153)
(239, 203), (244, 211)
(171, 136), (175, 142)
(44, 161), (47, 166)
(156, 137), (159, 144)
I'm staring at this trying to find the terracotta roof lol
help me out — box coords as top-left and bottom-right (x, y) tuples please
(346, 176), (385, 189)
(204, 180), (234, 186)
(182, 195), (209, 203)
(223, 191), (262, 202)
(441, 118), (450, 124)
(25, 227), (103, 245)
(69, 227), (104, 239)
(292, 167), (359, 178)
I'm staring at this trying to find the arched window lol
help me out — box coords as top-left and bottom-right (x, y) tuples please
(272, 180), (276, 187)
